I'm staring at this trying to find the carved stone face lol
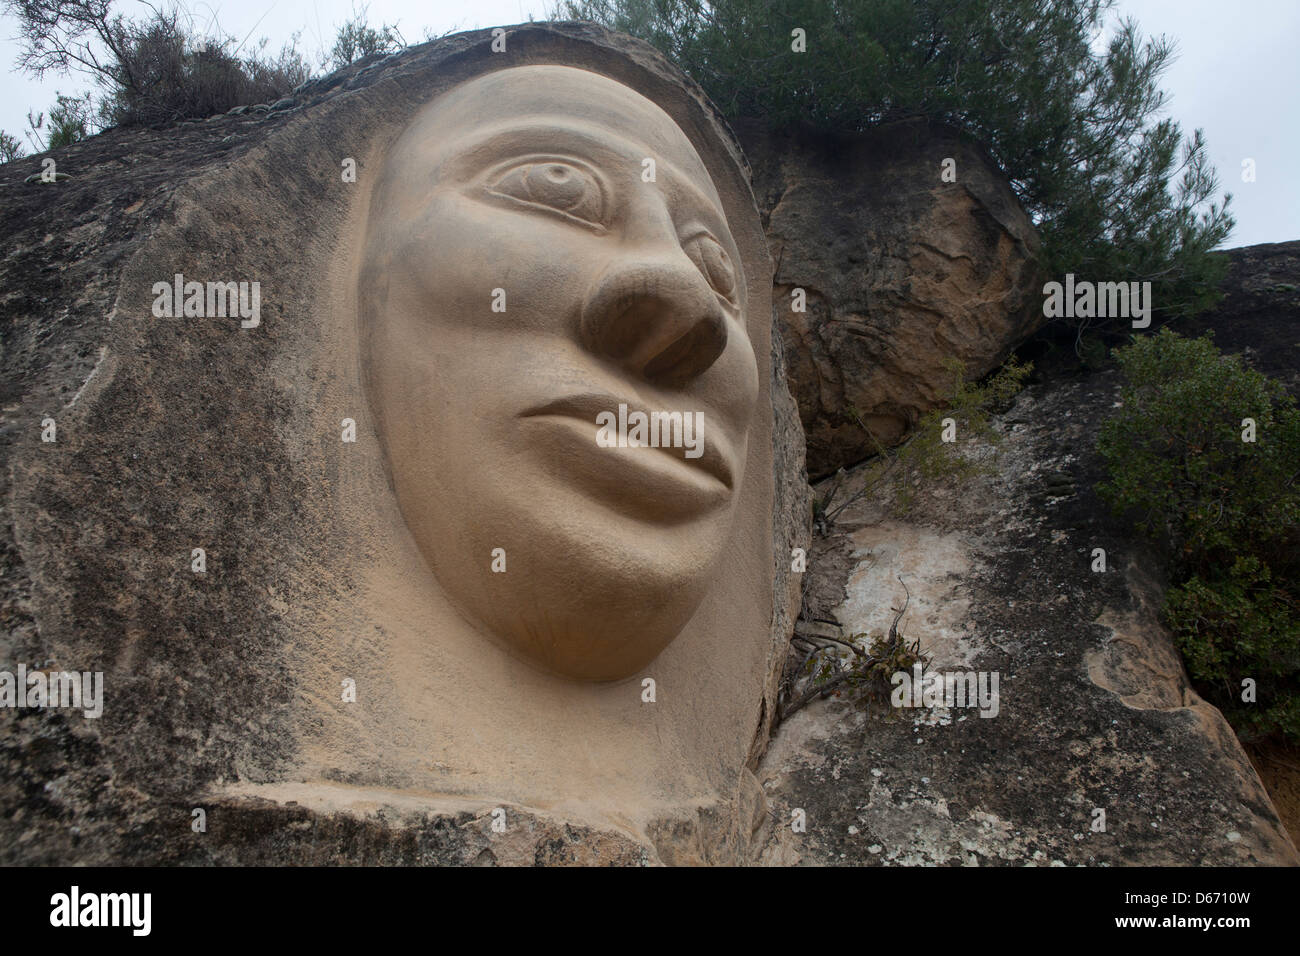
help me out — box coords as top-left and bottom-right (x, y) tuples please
(359, 65), (759, 680)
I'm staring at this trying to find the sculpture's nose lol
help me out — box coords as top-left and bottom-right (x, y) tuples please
(579, 251), (729, 387)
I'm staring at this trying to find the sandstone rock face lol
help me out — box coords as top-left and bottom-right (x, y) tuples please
(0, 23), (810, 865)
(736, 118), (1045, 479)
(754, 357), (1298, 866)
(1181, 240), (1300, 394)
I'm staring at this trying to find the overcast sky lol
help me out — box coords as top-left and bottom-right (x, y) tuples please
(2, 0), (1295, 248)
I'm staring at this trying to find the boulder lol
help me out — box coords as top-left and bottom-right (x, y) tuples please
(735, 117), (1045, 479)
(0, 22), (810, 865)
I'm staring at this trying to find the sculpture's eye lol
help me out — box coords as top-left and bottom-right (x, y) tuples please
(488, 161), (605, 228)
(683, 233), (739, 307)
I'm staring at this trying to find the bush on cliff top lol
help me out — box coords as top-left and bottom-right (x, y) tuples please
(4, 0), (312, 130)
(1098, 330), (1300, 742)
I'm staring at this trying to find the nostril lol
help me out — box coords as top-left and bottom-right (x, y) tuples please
(581, 261), (731, 386)
(642, 313), (727, 385)
(590, 297), (660, 363)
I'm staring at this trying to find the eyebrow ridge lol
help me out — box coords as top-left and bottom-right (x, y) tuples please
(441, 117), (731, 237)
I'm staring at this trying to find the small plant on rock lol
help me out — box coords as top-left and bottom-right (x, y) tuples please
(780, 581), (928, 722)
(814, 355), (1032, 528)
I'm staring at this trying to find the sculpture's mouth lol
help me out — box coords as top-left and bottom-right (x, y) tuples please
(519, 393), (736, 514)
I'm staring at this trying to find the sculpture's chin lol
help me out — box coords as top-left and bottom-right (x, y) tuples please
(496, 619), (693, 682)
(412, 517), (722, 681)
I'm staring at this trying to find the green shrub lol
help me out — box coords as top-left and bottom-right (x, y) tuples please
(101, 29), (311, 127)
(1164, 557), (1300, 740)
(44, 92), (92, 147)
(5, 2), (311, 128)
(1098, 330), (1300, 573)
(0, 129), (25, 162)
(1098, 329), (1300, 741)
(24, 92), (92, 151)
(329, 8), (404, 69)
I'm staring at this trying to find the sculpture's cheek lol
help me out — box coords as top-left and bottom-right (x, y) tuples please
(384, 189), (606, 341)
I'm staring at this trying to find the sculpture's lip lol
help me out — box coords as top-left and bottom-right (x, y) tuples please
(519, 393), (735, 491)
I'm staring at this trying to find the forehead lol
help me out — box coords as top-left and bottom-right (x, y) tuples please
(388, 65), (720, 202)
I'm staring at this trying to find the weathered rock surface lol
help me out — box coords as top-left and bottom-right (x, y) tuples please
(736, 117), (1045, 479)
(753, 306), (1299, 864)
(0, 22), (809, 866)
(1181, 240), (1300, 393)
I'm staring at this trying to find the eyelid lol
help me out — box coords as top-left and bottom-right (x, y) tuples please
(478, 154), (610, 233)
(680, 227), (742, 310)
(678, 224), (741, 272)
